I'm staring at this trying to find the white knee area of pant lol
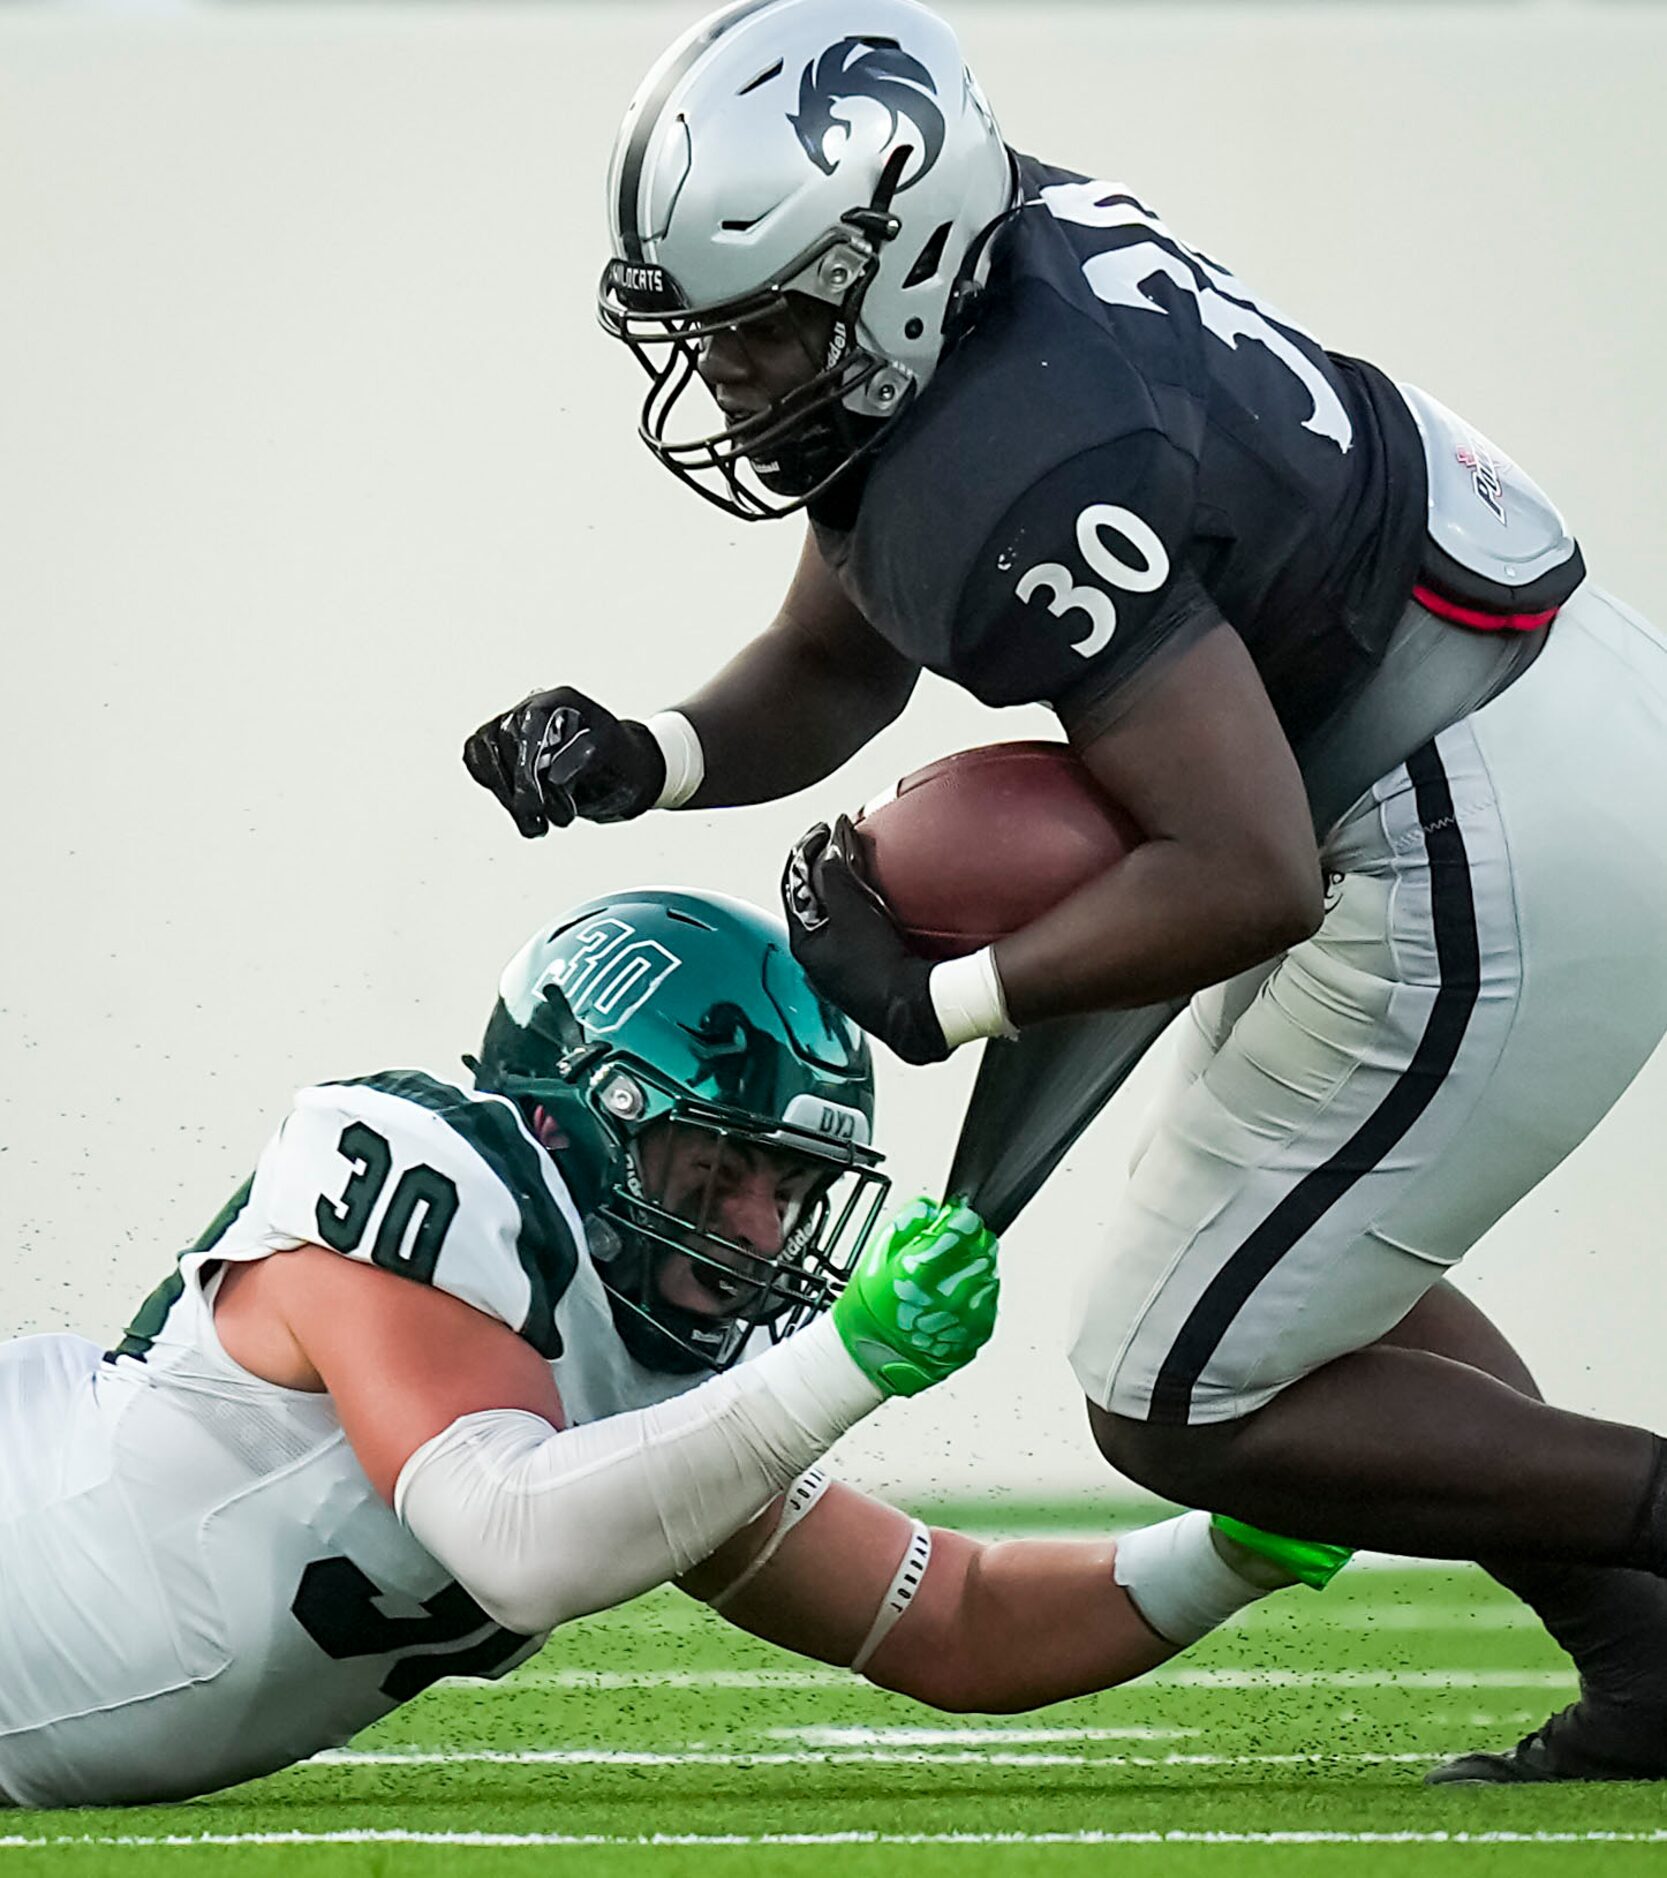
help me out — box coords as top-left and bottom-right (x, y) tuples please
(394, 1314), (883, 1637)
(1112, 1511), (1273, 1646)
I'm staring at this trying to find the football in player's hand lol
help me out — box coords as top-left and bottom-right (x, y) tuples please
(850, 741), (1142, 959)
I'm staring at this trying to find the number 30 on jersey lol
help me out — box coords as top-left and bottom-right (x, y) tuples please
(1015, 504), (1170, 659)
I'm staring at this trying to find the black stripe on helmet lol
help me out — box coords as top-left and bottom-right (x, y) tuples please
(616, 0), (785, 264)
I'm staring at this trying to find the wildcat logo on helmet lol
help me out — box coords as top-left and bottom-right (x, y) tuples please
(788, 37), (945, 191)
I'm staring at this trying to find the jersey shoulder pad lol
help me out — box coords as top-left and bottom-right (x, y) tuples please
(951, 430), (1215, 716)
(848, 283), (1196, 697)
(255, 1069), (582, 1359)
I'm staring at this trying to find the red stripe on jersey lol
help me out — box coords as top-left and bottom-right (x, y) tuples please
(1413, 585), (1559, 633)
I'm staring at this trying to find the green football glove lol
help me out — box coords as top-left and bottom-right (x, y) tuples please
(831, 1196), (999, 1399)
(1211, 1514), (1353, 1590)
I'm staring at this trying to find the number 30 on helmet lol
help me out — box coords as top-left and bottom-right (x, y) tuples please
(597, 0), (1015, 520)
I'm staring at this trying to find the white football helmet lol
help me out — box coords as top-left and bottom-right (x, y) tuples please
(598, 0), (1016, 520)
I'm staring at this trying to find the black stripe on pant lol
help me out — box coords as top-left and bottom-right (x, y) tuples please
(1144, 740), (1483, 1425)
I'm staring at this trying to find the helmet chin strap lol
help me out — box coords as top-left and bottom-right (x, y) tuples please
(943, 149), (1023, 340)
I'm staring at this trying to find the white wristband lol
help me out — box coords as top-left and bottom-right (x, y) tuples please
(647, 710), (705, 810)
(929, 946), (1019, 1051)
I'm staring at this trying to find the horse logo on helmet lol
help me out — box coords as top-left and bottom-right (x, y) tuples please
(787, 37), (946, 191)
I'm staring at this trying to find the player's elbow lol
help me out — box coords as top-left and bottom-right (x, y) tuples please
(394, 1410), (596, 1638)
(1228, 842), (1325, 962)
(1266, 867), (1326, 951)
(412, 1525), (592, 1640)
(449, 1551), (591, 1639)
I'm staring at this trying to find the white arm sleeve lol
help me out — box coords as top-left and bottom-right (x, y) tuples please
(393, 1313), (883, 1637)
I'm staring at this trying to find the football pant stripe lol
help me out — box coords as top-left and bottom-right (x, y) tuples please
(1144, 739), (1481, 1423)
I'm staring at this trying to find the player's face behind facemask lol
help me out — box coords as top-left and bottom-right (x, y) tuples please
(601, 261), (888, 519)
(629, 1117), (835, 1317)
(705, 294), (899, 510)
(529, 1103), (877, 1376)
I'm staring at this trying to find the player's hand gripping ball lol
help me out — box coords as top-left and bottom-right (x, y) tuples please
(463, 686), (665, 836)
(783, 816), (948, 1065)
(831, 1197), (1000, 1398)
(851, 742), (1142, 958)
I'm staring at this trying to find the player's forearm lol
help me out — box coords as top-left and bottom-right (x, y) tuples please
(865, 1531), (1176, 1713)
(676, 619), (918, 807)
(395, 1314), (884, 1636)
(995, 836), (1323, 1026)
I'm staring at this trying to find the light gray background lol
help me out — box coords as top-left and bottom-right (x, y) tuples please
(3, 1), (1662, 1500)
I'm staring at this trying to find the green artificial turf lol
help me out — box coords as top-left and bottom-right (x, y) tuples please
(4, 1504), (1663, 1876)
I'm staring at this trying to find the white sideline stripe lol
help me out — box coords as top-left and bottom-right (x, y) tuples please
(313, 1747), (1446, 1770)
(509, 1666), (1573, 1691)
(1299, 1607), (1536, 1631)
(6, 1830), (1667, 1849)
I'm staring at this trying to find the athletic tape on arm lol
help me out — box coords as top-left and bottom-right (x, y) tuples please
(1112, 1510), (1273, 1646)
(851, 1519), (933, 1673)
(394, 1316), (882, 1636)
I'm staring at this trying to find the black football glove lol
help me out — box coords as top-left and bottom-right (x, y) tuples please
(782, 816), (949, 1066)
(462, 687), (665, 837)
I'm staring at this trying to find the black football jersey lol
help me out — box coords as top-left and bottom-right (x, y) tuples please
(813, 154), (1430, 756)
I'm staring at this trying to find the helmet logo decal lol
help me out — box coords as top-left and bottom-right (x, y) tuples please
(549, 917), (681, 1036)
(788, 38), (944, 192)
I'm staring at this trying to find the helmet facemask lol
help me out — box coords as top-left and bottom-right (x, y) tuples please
(598, 171), (912, 522)
(568, 1086), (889, 1374)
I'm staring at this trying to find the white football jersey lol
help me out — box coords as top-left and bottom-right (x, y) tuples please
(0, 1070), (698, 1808)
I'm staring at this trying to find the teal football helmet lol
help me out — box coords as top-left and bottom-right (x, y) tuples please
(470, 888), (889, 1373)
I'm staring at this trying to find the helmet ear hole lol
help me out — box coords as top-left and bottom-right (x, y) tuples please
(902, 220), (954, 291)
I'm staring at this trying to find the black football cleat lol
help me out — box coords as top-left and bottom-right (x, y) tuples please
(1427, 1699), (1667, 1784)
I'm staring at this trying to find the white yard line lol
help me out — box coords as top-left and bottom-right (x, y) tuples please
(772, 1726), (1200, 1744)
(6, 1830), (1667, 1849)
(310, 1747), (1445, 1769)
(507, 1666), (1573, 1691)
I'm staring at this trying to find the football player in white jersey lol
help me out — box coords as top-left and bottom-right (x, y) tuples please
(0, 888), (1344, 1809)
(463, 0), (1667, 1783)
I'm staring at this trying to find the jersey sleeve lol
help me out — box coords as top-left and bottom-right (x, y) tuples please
(949, 430), (1221, 725)
(252, 1071), (582, 1360)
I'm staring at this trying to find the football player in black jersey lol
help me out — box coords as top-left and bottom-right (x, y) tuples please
(465, 0), (1667, 1782)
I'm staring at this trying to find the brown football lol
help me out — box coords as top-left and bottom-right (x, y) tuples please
(850, 741), (1143, 959)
